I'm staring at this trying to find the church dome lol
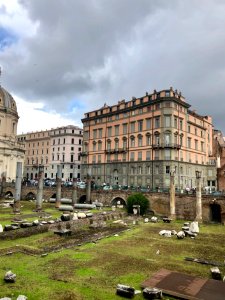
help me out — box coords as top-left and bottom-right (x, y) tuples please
(0, 85), (18, 113)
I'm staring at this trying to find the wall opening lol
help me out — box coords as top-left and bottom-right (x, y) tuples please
(25, 192), (35, 200)
(79, 195), (87, 203)
(111, 197), (126, 207)
(210, 203), (221, 223)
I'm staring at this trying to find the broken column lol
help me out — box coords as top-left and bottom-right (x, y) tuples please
(0, 172), (6, 197)
(86, 168), (91, 204)
(55, 164), (62, 208)
(169, 169), (176, 219)
(72, 164), (78, 206)
(13, 162), (22, 213)
(195, 170), (202, 222)
(36, 165), (44, 211)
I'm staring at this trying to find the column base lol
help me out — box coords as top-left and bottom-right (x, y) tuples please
(169, 214), (176, 220)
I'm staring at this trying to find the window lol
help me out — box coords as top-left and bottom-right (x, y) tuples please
(123, 123), (127, 134)
(164, 115), (171, 127)
(71, 138), (74, 144)
(138, 120), (143, 131)
(165, 149), (171, 160)
(146, 151), (151, 161)
(188, 125), (191, 133)
(93, 129), (97, 139)
(93, 143), (96, 151)
(130, 122), (135, 133)
(71, 154), (74, 162)
(115, 125), (119, 136)
(107, 140), (111, 150)
(179, 119), (183, 130)
(195, 128), (197, 136)
(187, 137), (191, 148)
(165, 91), (170, 97)
(115, 139), (119, 150)
(138, 135), (143, 147)
(201, 142), (204, 152)
(155, 117), (160, 128)
(146, 118), (151, 129)
(155, 150), (159, 160)
(164, 133), (170, 146)
(195, 140), (198, 150)
(58, 138), (60, 144)
(166, 166), (170, 174)
(71, 147), (74, 151)
(130, 136), (135, 147)
(98, 141), (102, 151)
(107, 127), (112, 137)
(130, 152), (135, 161)
(138, 166), (142, 174)
(98, 128), (102, 138)
(155, 135), (160, 145)
(138, 152), (142, 161)
(146, 134), (151, 146)
(123, 138), (127, 149)
(98, 155), (101, 163)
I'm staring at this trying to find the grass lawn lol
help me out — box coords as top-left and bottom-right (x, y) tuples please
(0, 202), (225, 299)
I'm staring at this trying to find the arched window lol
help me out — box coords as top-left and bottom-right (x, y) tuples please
(98, 140), (102, 151)
(138, 134), (143, 147)
(130, 135), (135, 147)
(93, 141), (96, 151)
(114, 138), (119, 150)
(107, 139), (111, 150)
(122, 137), (127, 149)
(146, 133), (151, 146)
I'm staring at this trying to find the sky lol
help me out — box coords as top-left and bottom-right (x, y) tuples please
(0, 0), (225, 134)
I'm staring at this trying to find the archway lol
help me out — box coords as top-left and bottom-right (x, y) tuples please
(79, 195), (87, 203)
(25, 192), (36, 200)
(5, 191), (13, 198)
(210, 203), (221, 223)
(111, 197), (126, 207)
(51, 193), (56, 199)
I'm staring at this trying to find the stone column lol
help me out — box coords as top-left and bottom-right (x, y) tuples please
(0, 172), (6, 197)
(195, 171), (202, 222)
(72, 164), (78, 206)
(13, 162), (22, 213)
(36, 166), (44, 211)
(55, 164), (62, 208)
(86, 168), (91, 204)
(169, 170), (176, 219)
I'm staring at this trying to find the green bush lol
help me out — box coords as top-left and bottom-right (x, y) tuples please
(126, 193), (149, 215)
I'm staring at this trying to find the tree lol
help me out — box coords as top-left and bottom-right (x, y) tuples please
(126, 193), (149, 215)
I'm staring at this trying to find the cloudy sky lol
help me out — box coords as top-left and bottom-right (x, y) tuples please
(0, 0), (225, 134)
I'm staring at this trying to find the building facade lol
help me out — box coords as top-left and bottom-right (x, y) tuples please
(17, 125), (83, 181)
(0, 85), (25, 181)
(81, 88), (216, 190)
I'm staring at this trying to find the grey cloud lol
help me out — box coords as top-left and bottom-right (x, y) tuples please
(1, 0), (225, 132)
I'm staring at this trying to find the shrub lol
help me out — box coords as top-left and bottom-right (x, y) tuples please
(126, 193), (149, 215)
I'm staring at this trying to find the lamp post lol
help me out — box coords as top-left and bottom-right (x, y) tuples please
(55, 164), (62, 208)
(72, 164), (78, 206)
(195, 170), (202, 222)
(86, 168), (92, 203)
(169, 167), (176, 219)
(36, 165), (44, 211)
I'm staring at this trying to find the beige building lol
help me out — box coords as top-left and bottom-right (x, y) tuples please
(0, 85), (25, 181)
(81, 87), (216, 190)
(18, 125), (83, 181)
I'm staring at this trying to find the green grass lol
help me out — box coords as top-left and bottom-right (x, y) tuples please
(0, 201), (225, 299)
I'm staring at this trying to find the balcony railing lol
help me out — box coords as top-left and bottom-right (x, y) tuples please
(152, 143), (181, 149)
(105, 147), (127, 154)
(80, 151), (88, 156)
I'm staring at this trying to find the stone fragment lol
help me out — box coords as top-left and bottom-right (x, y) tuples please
(0, 298), (11, 300)
(163, 217), (172, 223)
(4, 270), (16, 283)
(189, 221), (199, 233)
(0, 224), (3, 232)
(144, 218), (149, 223)
(171, 230), (177, 235)
(143, 287), (162, 299)
(72, 213), (78, 220)
(151, 216), (158, 223)
(77, 212), (86, 219)
(211, 267), (222, 280)
(17, 296), (27, 300)
(177, 231), (185, 239)
(116, 284), (135, 298)
(32, 220), (39, 226)
(4, 225), (13, 231)
(61, 214), (71, 221)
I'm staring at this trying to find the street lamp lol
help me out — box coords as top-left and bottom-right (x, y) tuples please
(195, 170), (202, 222)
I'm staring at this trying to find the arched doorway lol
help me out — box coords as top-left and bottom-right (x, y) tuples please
(210, 203), (221, 223)
(79, 195), (86, 203)
(5, 191), (13, 198)
(25, 192), (35, 200)
(111, 197), (126, 207)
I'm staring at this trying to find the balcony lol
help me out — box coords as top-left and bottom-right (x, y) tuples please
(152, 143), (181, 149)
(105, 147), (127, 154)
(80, 151), (88, 156)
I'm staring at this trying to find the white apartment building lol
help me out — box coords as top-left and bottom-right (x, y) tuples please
(18, 125), (83, 181)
